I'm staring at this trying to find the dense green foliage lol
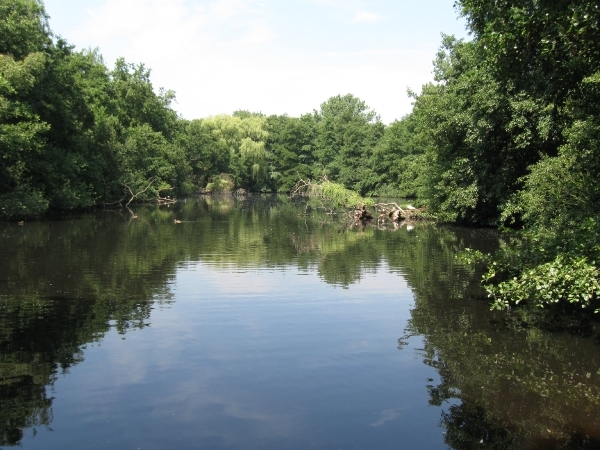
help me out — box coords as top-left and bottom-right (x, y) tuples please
(266, 113), (318, 192)
(378, 0), (600, 313)
(0, 0), (187, 216)
(0, 0), (412, 217)
(435, 0), (600, 313)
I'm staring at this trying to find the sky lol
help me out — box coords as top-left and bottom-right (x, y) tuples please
(42, 0), (470, 123)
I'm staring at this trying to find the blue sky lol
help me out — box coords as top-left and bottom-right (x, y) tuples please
(42, 0), (470, 123)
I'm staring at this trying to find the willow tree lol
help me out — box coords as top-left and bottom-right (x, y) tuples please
(199, 114), (270, 190)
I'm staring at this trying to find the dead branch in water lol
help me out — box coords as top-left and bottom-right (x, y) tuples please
(291, 177), (427, 227)
(290, 177), (324, 199)
(291, 177), (371, 209)
(102, 197), (126, 207)
(353, 204), (373, 221)
(124, 178), (155, 207)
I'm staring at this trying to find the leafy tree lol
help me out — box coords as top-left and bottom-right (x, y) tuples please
(314, 94), (384, 195)
(458, 0), (600, 107)
(0, 0), (50, 59)
(176, 118), (229, 190)
(0, 0), (52, 218)
(408, 36), (553, 223)
(368, 112), (428, 197)
(199, 114), (270, 190)
(0, 0), (188, 217)
(482, 73), (600, 312)
(110, 58), (178, 139)
(266, 113), (317, 192)
(441, 0), (600, 311)
(31, 42), (113, 210)
(116, 124), (187, 202)
(0, 51), (49, 218)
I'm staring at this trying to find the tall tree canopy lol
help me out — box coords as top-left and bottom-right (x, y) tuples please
(315, 94), (384, 195)
(356, 0), (600, 311)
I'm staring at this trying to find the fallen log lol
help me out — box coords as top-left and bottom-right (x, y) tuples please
(158, 196), (177, 205)
(374, 202), (426, 223)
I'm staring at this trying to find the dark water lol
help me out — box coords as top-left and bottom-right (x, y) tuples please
(1, 195), (599, 449)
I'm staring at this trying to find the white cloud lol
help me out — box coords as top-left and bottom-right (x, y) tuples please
(73, 0), (270, 56)
(353, 11), (380, 23)
(370, 408), (407, 427)
(238, 23), (275, 45)
(308, 0), (342, 6)
(44, 0), (468, 123)
(210, 0), (246, 18)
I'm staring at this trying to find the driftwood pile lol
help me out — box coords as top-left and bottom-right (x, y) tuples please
(158, 196), (177, 205)
(353, 202), (424, 224)
(354, 205), (373, 221)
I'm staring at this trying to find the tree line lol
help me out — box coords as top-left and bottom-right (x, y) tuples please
(0, 0), (391, 219)
(0, 0), (456, 219)
(2, 0), (600, 311)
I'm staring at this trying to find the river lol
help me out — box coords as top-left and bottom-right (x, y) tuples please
(1, 195), (599, 449)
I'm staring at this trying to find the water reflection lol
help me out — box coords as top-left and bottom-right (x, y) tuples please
(0, 195), (598, 448)
(398, 225), (600, 449)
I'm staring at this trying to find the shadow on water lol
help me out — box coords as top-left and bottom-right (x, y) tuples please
(0, 194), (599, 448)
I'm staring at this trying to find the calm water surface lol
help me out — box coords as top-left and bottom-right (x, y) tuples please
(1, 195), (599, 449)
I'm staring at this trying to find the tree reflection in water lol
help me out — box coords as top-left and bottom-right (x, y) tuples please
(397, 222), (600, 449)
(0, 195), (599, 448)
